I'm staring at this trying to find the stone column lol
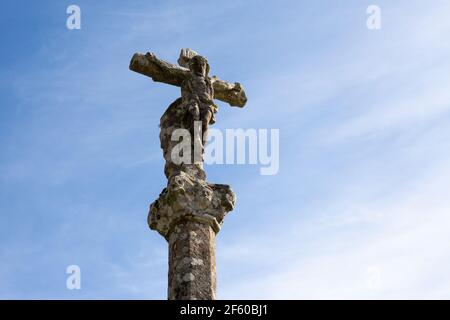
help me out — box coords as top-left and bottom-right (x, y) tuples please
(168, 220), (216, 300)
(148, 172), (235, 300)
(147, 58), (237, 299)
(130, 48), (246, 300)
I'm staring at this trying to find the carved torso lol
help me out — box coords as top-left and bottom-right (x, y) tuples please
(182, 74), (217, 113)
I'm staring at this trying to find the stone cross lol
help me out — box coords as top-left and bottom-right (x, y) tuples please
(129, 48), (247, 300)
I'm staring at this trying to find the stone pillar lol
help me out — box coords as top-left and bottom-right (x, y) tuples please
(130, 48), (246, 300)
(148, 75), (236, 300)
(168, 221), (216, 300)
(148, 172), (235, 300)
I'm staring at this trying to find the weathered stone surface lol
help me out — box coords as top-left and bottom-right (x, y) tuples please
(129, 50), (247, 107)
(168, 220), (216, 300)
(177, 48), (199, 68)
(148, 171), (236, 240)
(159, 97), (206, 180)
(130, 48), (245, 300)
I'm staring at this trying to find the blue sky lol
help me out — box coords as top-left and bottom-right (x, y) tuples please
(1, 0), (450, 299)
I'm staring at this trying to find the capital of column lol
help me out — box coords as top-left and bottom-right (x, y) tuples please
(148, 171), (236, 240)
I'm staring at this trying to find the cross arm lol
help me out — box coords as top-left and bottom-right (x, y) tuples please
(129, 52), (188, 87)
(211, 76), (247, 108)
(129, 52), (247, 108)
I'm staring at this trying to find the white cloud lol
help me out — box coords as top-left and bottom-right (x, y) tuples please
(217, 1), (450, 299)
(220, 158), (450, 299)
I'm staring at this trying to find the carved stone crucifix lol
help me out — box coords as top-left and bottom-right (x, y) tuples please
(129, 49), (247, 300)
(130, 49), (247, 107)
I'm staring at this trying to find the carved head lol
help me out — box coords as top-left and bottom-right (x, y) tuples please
(190, 55), (210, 77)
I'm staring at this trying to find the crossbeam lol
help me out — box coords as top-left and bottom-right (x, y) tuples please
(129, 52), (247, 107)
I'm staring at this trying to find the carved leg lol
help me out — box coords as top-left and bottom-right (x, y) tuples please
(201, 109), (212, 147)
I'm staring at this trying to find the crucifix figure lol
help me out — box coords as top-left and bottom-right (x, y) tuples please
(129, 48), (247, 300)
(182, 54), (216, 149)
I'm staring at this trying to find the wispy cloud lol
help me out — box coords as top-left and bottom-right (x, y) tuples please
(216, 0), (450, 299)
(1, 0), (450, 299)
